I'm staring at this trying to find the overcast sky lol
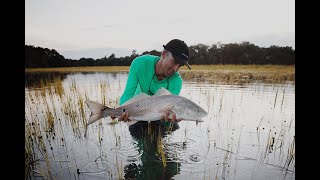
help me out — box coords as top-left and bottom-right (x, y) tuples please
(25, 0), (295, 59)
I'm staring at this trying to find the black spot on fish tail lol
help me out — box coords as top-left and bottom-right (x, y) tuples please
(123, 109), (126, 112)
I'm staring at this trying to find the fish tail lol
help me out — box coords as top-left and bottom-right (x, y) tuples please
(85, 101), (110, 125)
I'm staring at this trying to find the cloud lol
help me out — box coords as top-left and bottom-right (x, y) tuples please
(249, 32), (295, 49)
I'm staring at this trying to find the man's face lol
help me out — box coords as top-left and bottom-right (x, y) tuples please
(162, 54), (182, 77)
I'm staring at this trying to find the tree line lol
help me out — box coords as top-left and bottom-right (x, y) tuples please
(25, 41), (294, 68)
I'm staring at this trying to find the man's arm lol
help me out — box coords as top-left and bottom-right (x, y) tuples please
(168, 74), (183, 95)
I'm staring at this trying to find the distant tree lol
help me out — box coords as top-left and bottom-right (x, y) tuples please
(131, 50), (137, 57)
(266, 46), (295, 65)
(108, 53), (115, 60)
(189, 44), (209, 65)
(141, 50), (161, 56)
(25, 42), (295, 68)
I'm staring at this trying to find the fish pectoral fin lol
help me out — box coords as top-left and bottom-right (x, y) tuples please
(126, 120), (138, 126)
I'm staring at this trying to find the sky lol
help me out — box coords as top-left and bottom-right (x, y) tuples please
(25, 0), (295, 60)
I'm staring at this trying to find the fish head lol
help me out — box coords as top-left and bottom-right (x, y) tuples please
(173, 100), (208, 120)
(185, 103), (208, 119)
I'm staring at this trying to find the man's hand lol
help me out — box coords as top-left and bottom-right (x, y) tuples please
(161, 111), (182, 122)
(111, 112), (130, 122)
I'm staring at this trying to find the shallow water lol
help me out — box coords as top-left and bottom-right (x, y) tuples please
(25, 72), (295, 180)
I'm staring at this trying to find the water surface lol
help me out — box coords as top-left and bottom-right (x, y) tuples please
(25, 72), (295, 180)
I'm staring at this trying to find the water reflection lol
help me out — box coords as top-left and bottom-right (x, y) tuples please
(25, 71), (295, 180)
(25, 72), (123, 89)
(25, 72), (69, 88)
(124, 121), (180, 179)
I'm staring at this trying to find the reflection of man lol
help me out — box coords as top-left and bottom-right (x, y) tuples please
(124, 121), (180, 180)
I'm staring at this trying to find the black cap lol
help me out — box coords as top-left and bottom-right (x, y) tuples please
(163, 39), (191, 70)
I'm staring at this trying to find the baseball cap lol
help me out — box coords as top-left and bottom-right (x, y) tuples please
(163, 39), (191, 70)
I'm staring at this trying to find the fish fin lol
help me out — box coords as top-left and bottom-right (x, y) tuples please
(154, 87), (172, 96)
(121, 93), (151, 106)
(85, 101), (108, 125)
(88, 114), (104, 125)
(183, 119), (204, 122)
(126, 120), (138, 126)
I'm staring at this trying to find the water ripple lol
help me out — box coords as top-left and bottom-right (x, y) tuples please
(81, 160), (110, 174)
(108, 139), (142, 161)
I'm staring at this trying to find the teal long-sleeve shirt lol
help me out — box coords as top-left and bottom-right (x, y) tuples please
(119, 54), (183, 106)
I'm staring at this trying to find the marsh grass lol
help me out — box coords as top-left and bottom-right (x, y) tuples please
(70, 78), (77, 92)
(180, 65), (295, 84)
(28, 123), (50, 177)
(45, 104), (54, 131)
(219, 91), (224, 113)
(100, 81), (107, 105)
(39, 80), (48, 97)
(25, 67), (295, 179)
(26, 65), (295, 85)
(263, 129), (279, 165)
(78, 96), (87, 126)
(273, 89), (278, 108)
(25, 73), (125, 179)
(157, 128), (167, 167)
(62, 96), (83, 137)
(284, 137), (295, 170)
(256, 116), (264, 144)
(115, 154), (123, 180)
(280, 88), (286, 111)
(53, 75), (64, 98)
(25, 123), (36, 172)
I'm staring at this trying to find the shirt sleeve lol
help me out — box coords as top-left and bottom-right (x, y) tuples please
(119, 60), (139, 105)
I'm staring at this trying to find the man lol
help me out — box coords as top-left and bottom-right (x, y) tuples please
(117, 39), (191, 123)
